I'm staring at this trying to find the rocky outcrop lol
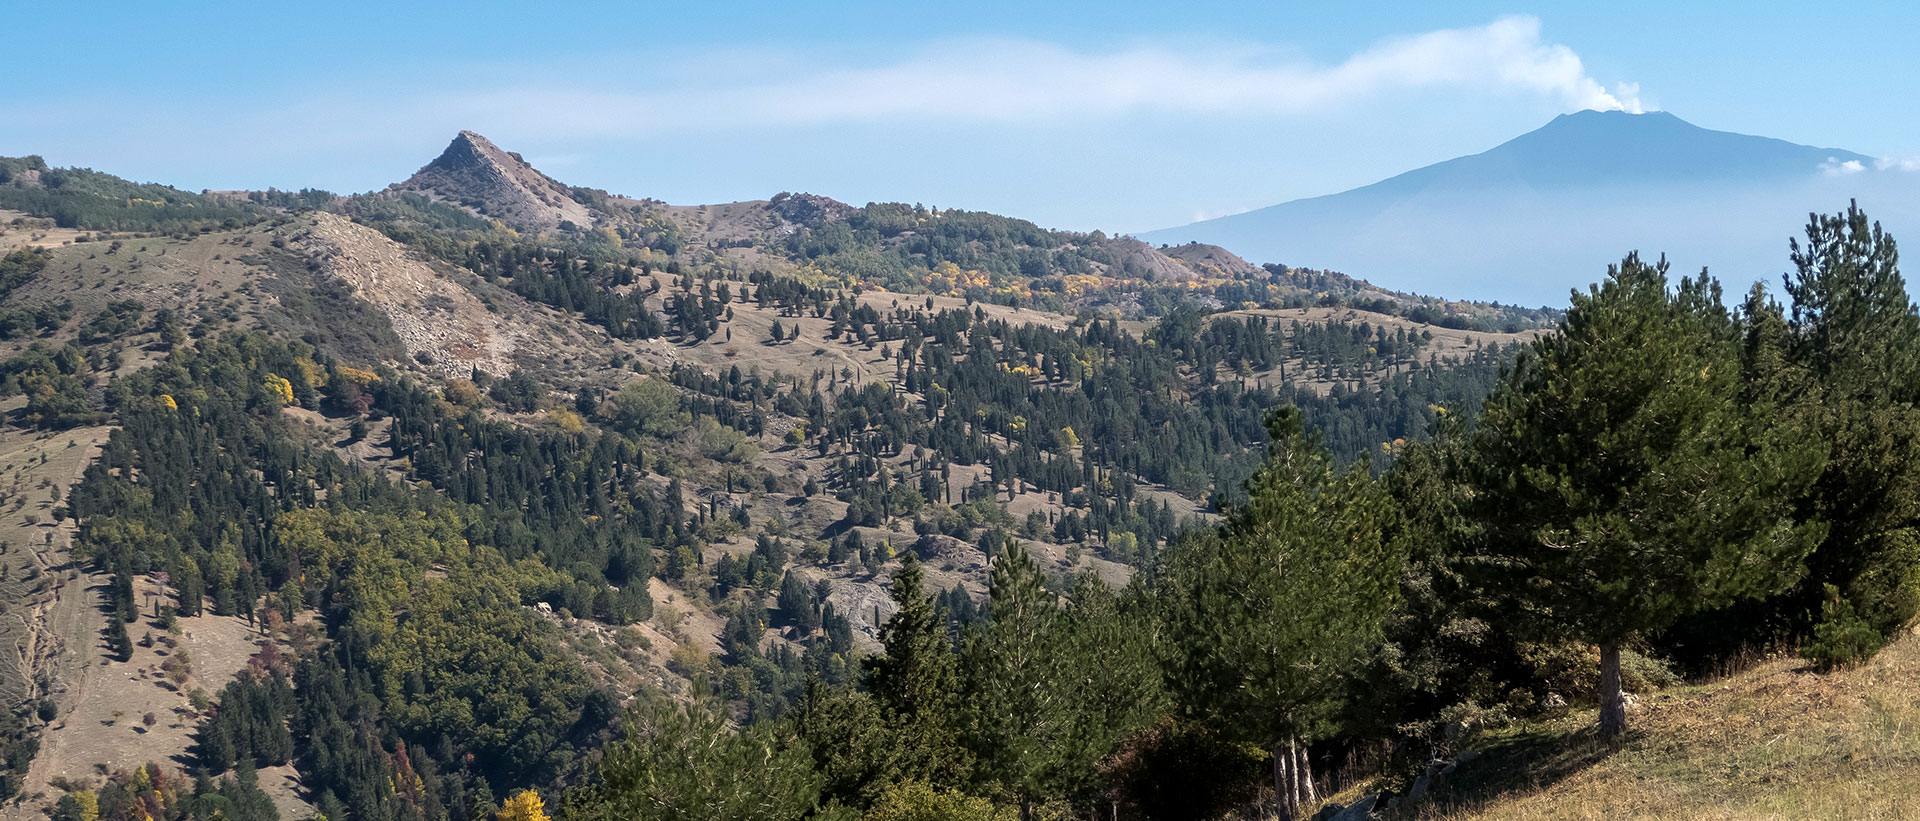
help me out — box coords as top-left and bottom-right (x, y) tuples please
(281, 213), (524, 378)
(1159, 241), (1265, 279)
(1322, 794), (1379, 821)
(914, 534), (987, 573)
(392, 131), (594, 232)
(768, 192), (854, 227)
(1314, 749), (1481, 820)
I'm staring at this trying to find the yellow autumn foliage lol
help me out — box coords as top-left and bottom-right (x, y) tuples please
(336, 365), (381, 385)
(264, 373), (294, 406)
(546, 409), (586, 433)
(497, 789), (549, 821)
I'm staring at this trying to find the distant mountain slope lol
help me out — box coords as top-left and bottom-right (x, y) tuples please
(1141, 111), (1918, 306)
(373, 131), (1562, 328)
(685, 193), (1555, 329)
(1344, 110), (1867, 194)
(0, 129), (1560, 341)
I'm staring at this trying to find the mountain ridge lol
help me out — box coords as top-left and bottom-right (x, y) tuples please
(1138, 111), (1913, 306)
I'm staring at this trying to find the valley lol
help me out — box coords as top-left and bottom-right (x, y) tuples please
(0, 128), (1910, 821)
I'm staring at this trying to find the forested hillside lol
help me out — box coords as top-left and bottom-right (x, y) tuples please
(0, 141), (1912, 821)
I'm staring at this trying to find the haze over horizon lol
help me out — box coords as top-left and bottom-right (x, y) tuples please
(1139, 109), (1920, 306)
(6, 1), (1920, 237)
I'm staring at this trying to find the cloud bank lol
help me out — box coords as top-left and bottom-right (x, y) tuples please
(418, 16), (1641, 138)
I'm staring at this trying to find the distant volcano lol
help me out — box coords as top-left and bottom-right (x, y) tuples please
(1140, 111), (1912, 306)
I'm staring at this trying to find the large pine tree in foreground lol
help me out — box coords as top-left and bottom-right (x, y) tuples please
(1468, 253), (1827, 737)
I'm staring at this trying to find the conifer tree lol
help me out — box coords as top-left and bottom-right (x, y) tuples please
(1777, 204), (1920, 633)
(105, 617), (132, 662)
(1161, 407), (1401, 820)
(862, 555), (970, 787)
(778, 570), (821, 633)
(1469, 254), (1827, 737)
(562, 697), (826, 821)
(1047, 576), (1164, 812)
(962, 541), (1056, 819)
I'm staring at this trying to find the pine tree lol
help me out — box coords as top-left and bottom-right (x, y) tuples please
(1051, 576), (1165, 804)
(1160, 407), (1401, 820)
(862, 555), (970, 787)
(105, 617), (132, 662)
(778, 570), (821, 634)
(1777, 203), (1920, 634)
(961, 541), (1056, 819)
(228, 759), (281, 821)
(564, 697), (825, 821)
(1469, 254), (1827, 738)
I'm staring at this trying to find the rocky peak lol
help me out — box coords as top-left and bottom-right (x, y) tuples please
(392, 131), (595, 232)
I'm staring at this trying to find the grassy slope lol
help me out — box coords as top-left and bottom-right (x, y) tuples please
(1420, 631), (1920, 820)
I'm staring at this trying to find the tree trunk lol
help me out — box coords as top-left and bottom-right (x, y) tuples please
(1295, 741), (1317, 808)
(1288, 737), (1302, 814)
(1273, 741), (1296, 821)
(1598, 640), (1627, 738)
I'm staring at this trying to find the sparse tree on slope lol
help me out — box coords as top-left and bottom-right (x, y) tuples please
(778, 570), (822, 634)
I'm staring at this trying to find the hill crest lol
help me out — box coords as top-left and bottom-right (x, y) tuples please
(390, 130), (595, 231)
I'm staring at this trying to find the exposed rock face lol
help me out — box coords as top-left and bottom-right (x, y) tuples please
(282, 213), (524, 378)
(1325, 795), (1378, 821)
(1110, 238), (1205, 283)
(914, 534), (987, 573)
(393, 131), (594, 232)
(825, 576), (899, 642)
(1159, 241), (1265, 279)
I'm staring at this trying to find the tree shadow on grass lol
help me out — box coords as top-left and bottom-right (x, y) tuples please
(1422, 722), (1630, 816)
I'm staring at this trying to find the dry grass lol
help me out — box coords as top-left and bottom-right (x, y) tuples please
(1420, 629), (1920, 821)
(0, 210), (86, 252)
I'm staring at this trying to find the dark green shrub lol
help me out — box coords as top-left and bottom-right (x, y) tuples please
(1803, 584), (1883, 671)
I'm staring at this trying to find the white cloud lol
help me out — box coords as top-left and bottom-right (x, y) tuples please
(391, 15), (1641, 138)
(1609, 82), (1646, 113)
(1823, 157), (1868, 175)
(1190, 205), (1256, 223)
(1877, 156), (1920, 172)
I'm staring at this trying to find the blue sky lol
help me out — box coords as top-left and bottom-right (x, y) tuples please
(6, 1), (1918, 233)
